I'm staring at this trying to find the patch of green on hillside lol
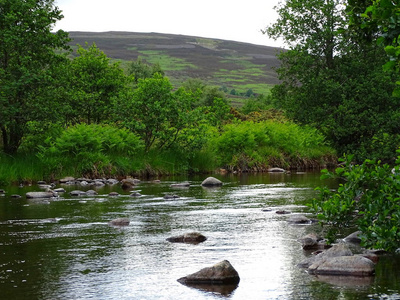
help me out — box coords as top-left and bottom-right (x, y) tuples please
(137, 50), (198, 71)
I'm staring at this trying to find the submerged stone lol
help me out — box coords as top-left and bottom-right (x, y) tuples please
(109, 218), (130, 226)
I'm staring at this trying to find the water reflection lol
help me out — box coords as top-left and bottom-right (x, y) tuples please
(0, 173), (399, 299)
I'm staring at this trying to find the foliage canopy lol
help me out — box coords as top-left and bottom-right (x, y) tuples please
(0, 0), (70, 154)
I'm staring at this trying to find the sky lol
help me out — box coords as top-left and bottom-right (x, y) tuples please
(53, 0), (284, 48)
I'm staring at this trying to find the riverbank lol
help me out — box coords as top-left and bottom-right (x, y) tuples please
(0, 147), (337, 185)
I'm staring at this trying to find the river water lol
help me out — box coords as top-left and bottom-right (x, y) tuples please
(0, 173), (399, 300)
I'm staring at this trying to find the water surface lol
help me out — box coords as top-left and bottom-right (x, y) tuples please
(0, 173), (399, 299)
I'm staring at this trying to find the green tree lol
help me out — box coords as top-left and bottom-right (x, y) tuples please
(181, 78), (227, 107)
(348, 0), (400, 95)
(128, 57), (164, 84)
(265, 0), (400, 162)
(68, 43), (129, 124)
(116, 74), (208, 153)
(0, 0), (70, 154)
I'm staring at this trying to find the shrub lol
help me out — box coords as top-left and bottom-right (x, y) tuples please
(310, 152), (400, 252)
(211, 120), (333, 170)
(37, 123), (143, 177)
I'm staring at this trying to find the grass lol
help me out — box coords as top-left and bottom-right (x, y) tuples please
(137, 50), (198, 71)
(0, 154), (46, 185)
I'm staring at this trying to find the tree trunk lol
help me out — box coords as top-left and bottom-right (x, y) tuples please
(1, 125), (23, 155)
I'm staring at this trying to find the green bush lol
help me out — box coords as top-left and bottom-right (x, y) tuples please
(211, 120), (333, 170)
(310, 152), (400, 252)
(37, 123), (143, 177)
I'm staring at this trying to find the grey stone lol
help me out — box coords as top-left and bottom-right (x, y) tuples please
(86, 190), (98, 195)
(167, 232), (207, 244)
(26, 191), (56, 199)
(308, 255), (375, 276)
(298, 243), (353, 268)
(109, 218), (130, 226)
(268, 167), (286, 172)
(201, 177), (223, 187)
(171, 182), (190, 188)
(298, 233), (328, 250)
(287, 214), (311, 224)
(344, 231), (362, 244)
(178, 260), (240, 284)
(59, 176), (75, 183)
(129, 192), (142, 197)
(164, 194), (180, 199)
(69, 190), (87, 196)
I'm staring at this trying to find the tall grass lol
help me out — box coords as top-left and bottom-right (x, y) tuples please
(210, 120), (336, 171)
(0, 153), (46, 185)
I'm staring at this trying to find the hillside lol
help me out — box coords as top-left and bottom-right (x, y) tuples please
(68, 31), (283, 96)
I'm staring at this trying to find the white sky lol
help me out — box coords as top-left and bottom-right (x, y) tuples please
(54, 0), (284, 47)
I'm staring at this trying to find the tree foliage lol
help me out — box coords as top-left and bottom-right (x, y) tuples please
(0, 0), (70, 154)
(115, 74), (208, 153)
(348, 0), (400, 95)
(68, 43), (129, 124)
(128, 57), (164, 84)
(265, 0), (400, 162)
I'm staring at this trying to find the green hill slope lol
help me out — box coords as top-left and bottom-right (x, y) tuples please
(68, 31), (282, 96)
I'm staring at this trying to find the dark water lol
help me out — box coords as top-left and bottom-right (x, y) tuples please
(0, 173), (399, 300)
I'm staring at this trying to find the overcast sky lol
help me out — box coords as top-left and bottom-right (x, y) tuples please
(54, 0), (284, 47)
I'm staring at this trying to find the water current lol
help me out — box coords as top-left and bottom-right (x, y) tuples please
(0, 172), (399, 300)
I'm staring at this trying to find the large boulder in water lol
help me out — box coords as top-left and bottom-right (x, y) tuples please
(166, 232), (207, 244)
(298, 243), (353, 268)
(201, 177), (223, 187)
(178, 260), (240, 284)
(308, 255), (375, 276)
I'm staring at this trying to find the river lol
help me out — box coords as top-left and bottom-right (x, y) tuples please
(0, 172), (399, 299)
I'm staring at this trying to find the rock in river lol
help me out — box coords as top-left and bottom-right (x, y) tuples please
(178, 260), (240, 284)
(69, 190), (87, 196)
(167, 232), (207, 244)
(287, 214), (312, 224)
(201, 177), (223, 187)
(308, 255), (375, 276)
(109, 218), (130, 226)
(298, 233), (329, 250)
(26, 191), (57, 199)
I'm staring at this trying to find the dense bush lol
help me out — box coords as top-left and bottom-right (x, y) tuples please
(211, 120), (335, 171)
(310, 152), (400, 252)
(37, 124), (143, 177)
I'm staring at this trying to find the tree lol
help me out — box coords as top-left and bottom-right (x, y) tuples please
(115, 74), (208, 153)
(265, 0), (400, 162)
(348, 0), (400, 95)
(127, 57), (164, 84)
(68, 43), (129, 124)
(181, 78), (227, 108)
(0, 0), (70, 154)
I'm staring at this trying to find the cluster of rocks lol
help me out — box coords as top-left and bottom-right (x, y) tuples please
(298, 242), (376, 276)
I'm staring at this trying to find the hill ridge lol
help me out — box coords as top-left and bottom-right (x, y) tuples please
(68, 31), (282, 95)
